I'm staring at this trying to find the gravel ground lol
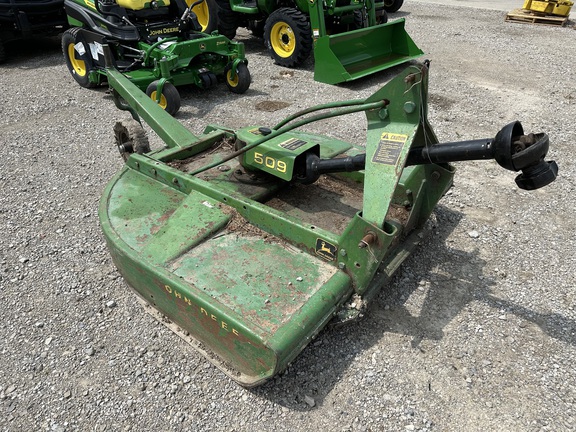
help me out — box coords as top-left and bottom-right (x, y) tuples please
(1, 2), (575, 431)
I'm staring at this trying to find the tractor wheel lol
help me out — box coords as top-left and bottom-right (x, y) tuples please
(113, 119), (151, 162)
(215, 0), (240, 39)
(352, 10), (366, 30)
(62, 27), (97, 88)
(200, 71), (218, 89)
(264, 8), (312, 68)
(248, 19), (265, 38)
(224, 62), (251, 94)
(145, 81), (181, 116)
(187, 0), (218, 33)
(383, 0), (403, 13)
(376, 7), (389, 24)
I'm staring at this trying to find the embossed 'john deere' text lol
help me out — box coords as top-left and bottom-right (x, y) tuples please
(164, 285), (241, 336)
(149, 27), (179, 36)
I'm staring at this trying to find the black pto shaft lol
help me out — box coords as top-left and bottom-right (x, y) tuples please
(299, 121), (558, 190)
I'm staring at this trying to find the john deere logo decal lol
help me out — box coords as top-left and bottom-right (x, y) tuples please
(315, 238), (337, 261)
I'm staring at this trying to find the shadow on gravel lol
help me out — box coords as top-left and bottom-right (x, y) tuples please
(0, 36), (64, 69)
(251, 204), (576, 409)
(250, 205), (465, 409)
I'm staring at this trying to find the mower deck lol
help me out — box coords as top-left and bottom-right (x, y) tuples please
(101, 61), (556, 386)
(100, 122), (450, 385)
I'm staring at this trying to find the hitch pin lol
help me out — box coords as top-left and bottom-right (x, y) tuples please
(358, 232), (377, 249)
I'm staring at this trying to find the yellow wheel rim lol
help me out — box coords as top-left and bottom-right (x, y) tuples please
(270, 22), (295, 58)
(149, 91), (168, 109)
(191, 1), (210, 31)
(67, 43), (86, 76)
(226, 69), (239, 87)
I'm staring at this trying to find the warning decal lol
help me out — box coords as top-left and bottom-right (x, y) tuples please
(372, 133), (409, 166)
(280, 137), (307, 151)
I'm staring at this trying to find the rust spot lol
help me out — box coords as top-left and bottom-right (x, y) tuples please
(167, 138), (236, 172)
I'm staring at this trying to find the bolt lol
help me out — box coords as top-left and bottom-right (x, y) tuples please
(340, 249), (347, 256)
(405, 73), (417, 84)
(404, 101), (416, 114)
(338, 262), (346, 270)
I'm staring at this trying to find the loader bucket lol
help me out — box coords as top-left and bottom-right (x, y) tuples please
(313, 18), (423, 85)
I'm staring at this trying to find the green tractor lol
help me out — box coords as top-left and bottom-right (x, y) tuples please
(100, 57), (557, 386)
(212, 0), (420, 84)
(62, 0), (251, 115)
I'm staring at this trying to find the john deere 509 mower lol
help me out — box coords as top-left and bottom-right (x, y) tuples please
(99, 53), (558, 386)
(62, 0), (250, 115)
(212, 0), (421, 84)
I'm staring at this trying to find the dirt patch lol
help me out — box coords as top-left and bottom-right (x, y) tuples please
(255, 101), (291, 112)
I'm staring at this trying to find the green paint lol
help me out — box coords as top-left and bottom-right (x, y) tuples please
(313, 19), (424, 85)
(101, 64), (456, 386)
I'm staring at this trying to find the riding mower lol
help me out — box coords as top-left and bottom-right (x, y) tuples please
(0, 0), (68, 63)
(212, 0), (422, 84)
(100, 51), (557, 386)
(62, 0), (251, 115)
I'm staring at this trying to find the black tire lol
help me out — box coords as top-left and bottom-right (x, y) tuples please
(188, 0), (219, 33)
(248, 19), (265, 38)
(224, 62), (250, 94)
(383, 0), (403, 13)
(0, 39), (6, 64)
(352, 10), (366, 30)
(264, 8), (312, 68)
(215, 0), (240, 39)
(200, 71), (218, 88)
(145, 81), (181, 116)
(376, 7), (389, 24)
(62, 27), (97, 88)
(113, 119), (151, 161)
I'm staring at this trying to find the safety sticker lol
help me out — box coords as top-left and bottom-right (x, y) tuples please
(372, 133), (409, 165)
(315, 238), (337, 261)
(280, 138), (307, 151)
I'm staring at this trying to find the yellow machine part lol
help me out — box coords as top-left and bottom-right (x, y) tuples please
(523, 0), (573, 16)
(116, 0), (170, 10)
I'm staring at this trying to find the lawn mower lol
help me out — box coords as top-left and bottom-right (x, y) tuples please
(0, 0), (68, 63)
(212, 0), (421, 84)
(62, 0), (250, 115)
(99, 53), (557, 386)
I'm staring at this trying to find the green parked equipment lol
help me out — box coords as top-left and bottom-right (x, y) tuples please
(100, 56), (557, 386)
(62, 0), (250, 115)
(213, 0), (422, 84)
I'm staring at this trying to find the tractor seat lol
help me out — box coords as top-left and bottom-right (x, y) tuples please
(116, 0), (171, 11)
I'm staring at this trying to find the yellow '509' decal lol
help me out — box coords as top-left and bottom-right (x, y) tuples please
(253, 152), (287, 173)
